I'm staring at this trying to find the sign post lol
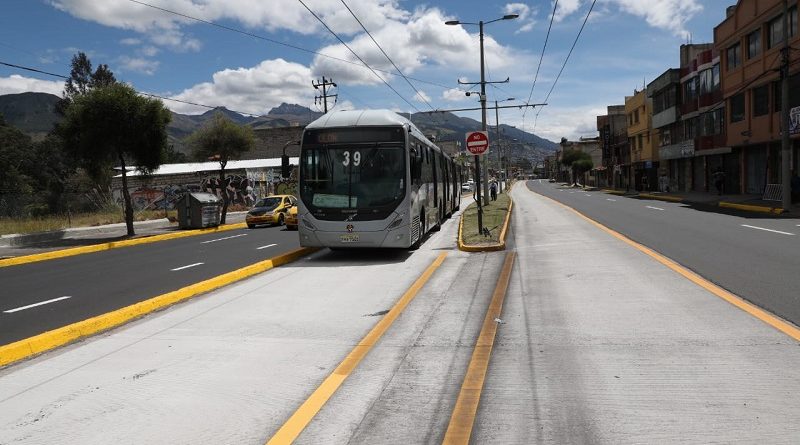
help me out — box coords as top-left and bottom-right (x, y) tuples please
(466, 131), (489, 234)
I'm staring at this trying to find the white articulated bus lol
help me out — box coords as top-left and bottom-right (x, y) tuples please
(297, 109), (462, 249)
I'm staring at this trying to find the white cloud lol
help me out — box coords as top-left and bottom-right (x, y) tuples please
(511, 104), (606, 142)
(555, 0), (584, 22)
(413, 90), (431, 103)
(163, 58), (314, 115)
(504, 3), (536, 33)
(0, 75), (64, 96)
(611, 0), (703, 38)
(140, 46), (160, 57)
(442, 88), (469, 102)
(120, 38), (141, 46)
(117, 56), (160, 75)
(311, 8), (526, 86)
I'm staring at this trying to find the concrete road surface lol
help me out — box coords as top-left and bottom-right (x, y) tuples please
(1, 185), (799, 444)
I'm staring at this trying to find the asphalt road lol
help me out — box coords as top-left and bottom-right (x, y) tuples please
(0, 225), (300, 344)
(526, 180), (800, 326)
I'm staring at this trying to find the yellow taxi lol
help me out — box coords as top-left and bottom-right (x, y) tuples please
(245, 195), (297, 228)
(284, 205), (299, 230)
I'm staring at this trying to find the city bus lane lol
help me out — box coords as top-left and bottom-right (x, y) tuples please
(0, 225), (300, 345)
(469, 183), (800, 443)
(0, 212), (469, 444)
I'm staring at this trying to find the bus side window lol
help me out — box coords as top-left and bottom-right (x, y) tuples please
(411, 145), (422, 183)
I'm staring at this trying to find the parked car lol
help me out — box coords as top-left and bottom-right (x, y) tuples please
(245, 194), (297, 228)
(461, 182), (473, 192)
(285, 205), (298, 230)
(548, 178), (556, 183)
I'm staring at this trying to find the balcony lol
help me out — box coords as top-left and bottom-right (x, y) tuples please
(652, 106), (678, 129)
(659, 140), (695, 160)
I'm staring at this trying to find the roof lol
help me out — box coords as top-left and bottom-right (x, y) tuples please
(114, 157), (299, 178)
(306, 109), (412, 129)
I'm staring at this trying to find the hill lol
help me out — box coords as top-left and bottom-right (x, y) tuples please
(0, 93), (558, 158)
(0, 92), (61, 139)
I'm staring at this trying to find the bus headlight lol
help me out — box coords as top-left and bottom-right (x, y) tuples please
(386, 216), (403, 230)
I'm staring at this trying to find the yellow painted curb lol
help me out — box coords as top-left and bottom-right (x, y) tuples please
(602, 189), (626, 196)
(457, 198), (513, 252)
(719, 201), (783, 214)
(0, 246), (318, 369)
(0, 222), (247, 268)
(638, 193), (684, 203)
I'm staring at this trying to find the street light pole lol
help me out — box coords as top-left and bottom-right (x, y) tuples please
(493, 97), (515, 193)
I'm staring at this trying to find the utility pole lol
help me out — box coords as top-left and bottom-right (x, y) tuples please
(780, 0), (791, 211)
(312, 76), (337, 113)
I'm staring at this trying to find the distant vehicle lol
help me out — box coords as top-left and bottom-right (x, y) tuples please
(461, 183), (473, 192)
(285, 205), (298, 230)
(297, 109), (462, 249)
(246, 194), (297, 228)
(548, 178), (556, 183)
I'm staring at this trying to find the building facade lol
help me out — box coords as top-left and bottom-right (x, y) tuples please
(625, 89), (657, 191)
(715, 0), (800, 194)
(648, 69), (688, 192)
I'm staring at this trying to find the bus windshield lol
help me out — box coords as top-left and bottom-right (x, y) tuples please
(300, 144), (406, 214)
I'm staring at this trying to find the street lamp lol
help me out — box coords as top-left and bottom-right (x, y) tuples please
(446, 13), (518, 233)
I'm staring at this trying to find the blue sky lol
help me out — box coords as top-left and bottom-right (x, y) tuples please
(0, 0), (729, 142)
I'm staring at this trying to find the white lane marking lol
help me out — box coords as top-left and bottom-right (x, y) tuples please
(257, 243), (278, 250)
(201, 234), (248, 244)
(171, 262), (204, 271)
(646, 206), (665, 211)
(4, 296), (71, 314)
(585, 194), (592, 197)
(606, 198), (617, 202)
(741, 224), (795, 236)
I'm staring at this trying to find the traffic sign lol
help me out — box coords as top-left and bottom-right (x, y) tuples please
(465, 131), (489, 155)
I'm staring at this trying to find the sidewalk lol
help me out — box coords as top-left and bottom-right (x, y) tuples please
(0, 212), (246, 258)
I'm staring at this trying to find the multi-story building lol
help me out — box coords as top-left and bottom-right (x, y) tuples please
(560, 137), (602, 186)
(648, 68), (687, 191)
(625, 89), (657, 191)
(715, 0), (800, 194)
(598, 105), (629, 189)
(678, 43), (730, 193)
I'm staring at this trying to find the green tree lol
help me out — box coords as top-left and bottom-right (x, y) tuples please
(60, 83), (171, 236)
(56, 52), (117, 115)
(187, 113), (255, 224)
(560, 149), (593, 186)
(0, 119), (34, 217)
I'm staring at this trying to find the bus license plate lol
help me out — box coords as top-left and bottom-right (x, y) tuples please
(340, 234), (359, 243)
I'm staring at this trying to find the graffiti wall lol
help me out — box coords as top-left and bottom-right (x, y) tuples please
(115, 168), (298, 210)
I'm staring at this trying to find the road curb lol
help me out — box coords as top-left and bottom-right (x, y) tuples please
(0, 246), (318, 369)
(0, 222), (248, 268)
(457, 197), (513, 252)
(638, 193), (684, 203)
(718, 201), (784, 214)
(602, 189), (627, 196)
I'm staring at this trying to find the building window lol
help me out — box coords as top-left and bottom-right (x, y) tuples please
(712, 64), (720, 91)
(768, 8), (796, 48)
(753, 85), (769, 117)
(660, 129), (671, 147)
(793, 6), (798, 38)
(747, 29), (761, 59)
(699, 68), (715, 94)
(653, 86), (677, 114)
(730, 93), (745, 122)
(726, 43), (741, 70)
(637, 134), (643, 151)
(684, 77), (697, 102)
(634, 109), (640, 124)
(684, 117), (696, 140)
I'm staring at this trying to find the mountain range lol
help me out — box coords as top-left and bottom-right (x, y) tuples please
(0, 92), (558, 158)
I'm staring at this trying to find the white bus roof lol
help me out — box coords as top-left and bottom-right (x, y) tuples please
(304, 109), (434, 144)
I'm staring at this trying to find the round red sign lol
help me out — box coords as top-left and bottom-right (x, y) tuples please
(466, 131), (489, 155)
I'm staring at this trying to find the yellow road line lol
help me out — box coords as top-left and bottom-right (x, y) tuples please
(0, 222), (247, 268)
(266, 252), (448, 445)
(442, 251), (516, 445)
(0, 247), (317, 368)
(536, 191), (800, 342)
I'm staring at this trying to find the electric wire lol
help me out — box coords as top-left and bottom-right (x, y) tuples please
(532, 0), (597, 133)
(297, 0), (420, 112)
(124, 0), (455, 92)
(0, 60), (267, 117)
(338, 0), (434, 111)
(522, 0), (557, 123)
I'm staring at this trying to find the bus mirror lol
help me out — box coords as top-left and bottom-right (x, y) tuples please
(281, 155), (290, 178)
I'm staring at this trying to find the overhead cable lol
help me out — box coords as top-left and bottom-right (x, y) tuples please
(339, 0), (435, 110)
(297, 0), (420, 112)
